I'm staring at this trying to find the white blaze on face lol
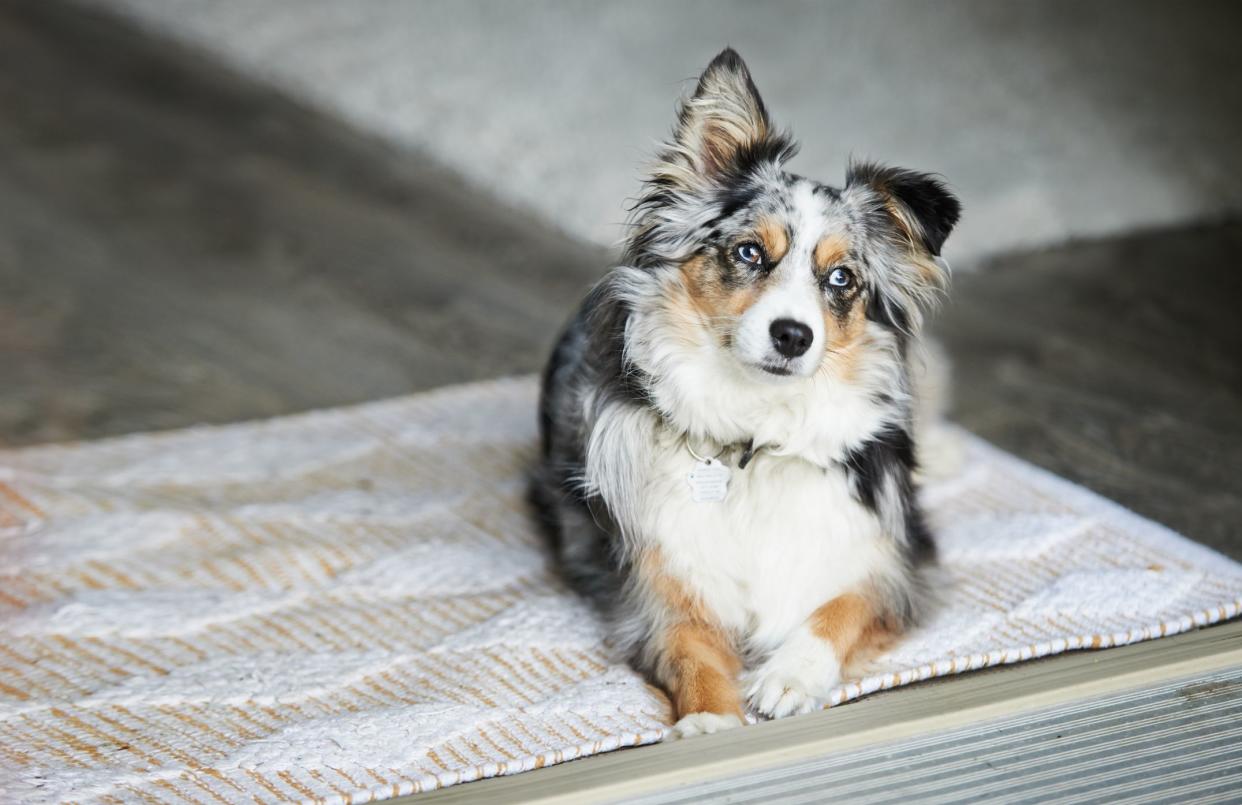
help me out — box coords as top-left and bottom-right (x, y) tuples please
(732, 182), (831, 378)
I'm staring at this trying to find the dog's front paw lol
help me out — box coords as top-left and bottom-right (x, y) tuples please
(668, 711), (744, 740)
(744, 632), (842, 719)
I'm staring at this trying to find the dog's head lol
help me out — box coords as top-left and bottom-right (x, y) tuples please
(626, 48), (960, 381)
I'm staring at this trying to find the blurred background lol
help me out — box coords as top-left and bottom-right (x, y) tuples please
(1, 2), (1240, 553)
(89, 0), (1242, 257)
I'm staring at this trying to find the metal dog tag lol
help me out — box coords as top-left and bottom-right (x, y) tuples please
(687, 458), (731, 503)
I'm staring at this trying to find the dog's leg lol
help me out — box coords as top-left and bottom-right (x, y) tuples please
(635, 552), (745, 739)
(745, 593), (885, 718)
(658, 620), (745, 738)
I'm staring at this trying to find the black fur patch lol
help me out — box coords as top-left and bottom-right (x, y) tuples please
(811, 181), (842, 200)
(721, 136), (800, 187)
(711, 180), (763, 225)
(843, 427), (915, 511)
(865, 289), (912, 357)
(864, 290), (908, 333)
(842, 427), (934, 560)
(583, 281), (652, 410)
(539, 278), (652, 461)
(537, 331), (575, 457)
(904, 505), (936, 563)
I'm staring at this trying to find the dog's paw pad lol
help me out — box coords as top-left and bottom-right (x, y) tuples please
(667, 711), (744, 740)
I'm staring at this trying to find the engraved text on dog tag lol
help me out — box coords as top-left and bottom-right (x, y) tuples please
(687, 458), (731, 503)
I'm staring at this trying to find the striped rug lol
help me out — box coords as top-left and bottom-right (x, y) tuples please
(1, 376), (1239, 803)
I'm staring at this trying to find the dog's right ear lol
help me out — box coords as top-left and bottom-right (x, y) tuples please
(626, 50), (797, 267)
(663, 49), (796, 185)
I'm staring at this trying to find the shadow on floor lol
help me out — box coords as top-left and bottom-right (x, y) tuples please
(0, 2), (608, 445)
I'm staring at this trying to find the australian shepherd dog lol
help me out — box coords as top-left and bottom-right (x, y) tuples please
(536, 48), (960, 738)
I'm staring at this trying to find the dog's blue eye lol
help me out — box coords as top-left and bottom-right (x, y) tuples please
(735, 243), (765, 267)
(827, 267), (854, 288)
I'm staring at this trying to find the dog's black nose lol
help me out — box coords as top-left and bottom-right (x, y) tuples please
(769, 319), (813, 358)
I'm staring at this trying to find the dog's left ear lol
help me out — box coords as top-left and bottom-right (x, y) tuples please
(846, 162), (961, 257)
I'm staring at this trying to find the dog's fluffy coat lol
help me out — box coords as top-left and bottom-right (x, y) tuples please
(536, 49), (960, 737)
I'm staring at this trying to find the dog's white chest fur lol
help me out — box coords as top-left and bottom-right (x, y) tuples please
(638, 430), (893, 652)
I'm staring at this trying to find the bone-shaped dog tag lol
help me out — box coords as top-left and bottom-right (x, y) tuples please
(687, 458), (731, 503)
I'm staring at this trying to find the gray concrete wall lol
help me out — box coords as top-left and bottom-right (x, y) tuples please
(90, 0), (1242, 265)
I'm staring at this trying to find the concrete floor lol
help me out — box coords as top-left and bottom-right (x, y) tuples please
(88, 0), (1242, 263)
(1, 4), (1240, 560)
(938, 224), (1242, 559)
(0, 3), (602, 442)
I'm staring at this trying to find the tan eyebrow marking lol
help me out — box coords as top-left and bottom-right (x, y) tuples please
(754, 216), (790, 263)
(814, 233), (851, 270)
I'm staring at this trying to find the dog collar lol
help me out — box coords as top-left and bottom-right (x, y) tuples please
(684, 436), (760, 470)
(737, 439), (758, 469)
(684, 437), (762, 504)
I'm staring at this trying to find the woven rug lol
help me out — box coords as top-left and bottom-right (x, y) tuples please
(2, 376), (1240, 804)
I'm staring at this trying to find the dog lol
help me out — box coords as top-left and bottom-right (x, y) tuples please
(535, 48), (960, 738)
